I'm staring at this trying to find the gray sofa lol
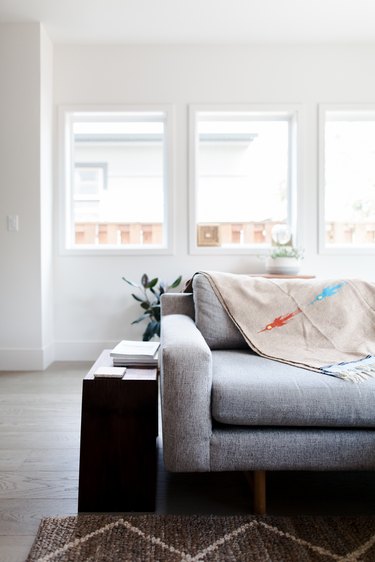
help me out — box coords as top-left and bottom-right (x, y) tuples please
(160, 273), (375, 512)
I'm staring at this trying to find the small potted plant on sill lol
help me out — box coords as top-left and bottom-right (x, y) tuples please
(265, 245), (304, 275)
(122, 273), (182, 341)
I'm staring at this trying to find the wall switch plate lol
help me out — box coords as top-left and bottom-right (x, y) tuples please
(7, 215), (19, 232)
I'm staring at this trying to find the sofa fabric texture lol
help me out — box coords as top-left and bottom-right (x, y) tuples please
(210, 428), (375, 471)
(192, 274), (247, 350)
(160, 292), (195, 320)
(160, 314), (212, 472)
(211, 350), (375, 427)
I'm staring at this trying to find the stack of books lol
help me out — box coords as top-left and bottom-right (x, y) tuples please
(94, 366), (127, 379)
(110, 340), (160, 367)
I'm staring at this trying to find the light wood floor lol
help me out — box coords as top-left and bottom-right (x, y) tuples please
(0, 363), (374, 562)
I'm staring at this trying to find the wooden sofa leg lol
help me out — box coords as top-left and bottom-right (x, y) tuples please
(254, 470), (266, 515)
(244, 470), (267, 515)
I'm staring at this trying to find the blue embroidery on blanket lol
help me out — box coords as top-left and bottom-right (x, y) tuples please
(309, 282), (346, 305)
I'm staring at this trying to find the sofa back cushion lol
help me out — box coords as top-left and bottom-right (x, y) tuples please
(192, 274), (248, 349)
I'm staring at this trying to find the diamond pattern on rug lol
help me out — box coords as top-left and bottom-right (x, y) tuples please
(27, 514), (375, 562)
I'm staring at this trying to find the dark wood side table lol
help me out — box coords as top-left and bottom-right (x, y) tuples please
(78, 349), (158, 512)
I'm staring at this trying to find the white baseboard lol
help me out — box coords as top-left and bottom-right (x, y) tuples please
(42, 342), (55, 369)
(54, 340), (119, 362)
(0, 341), (121, 370)
(0, 343), (54, 371)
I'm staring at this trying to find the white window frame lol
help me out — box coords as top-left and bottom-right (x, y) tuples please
(188, 104), (302, 255)
(58, 105), (175, 256)
(319, 104), (375, 255)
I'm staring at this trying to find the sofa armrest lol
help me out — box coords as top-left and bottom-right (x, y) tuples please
(161, 314), (212, 471)
(161, 293), (195, 320)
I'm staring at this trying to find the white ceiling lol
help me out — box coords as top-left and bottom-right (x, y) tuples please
(1, 0), (375, 45)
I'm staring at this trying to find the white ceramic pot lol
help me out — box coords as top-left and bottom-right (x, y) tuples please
(266, 257), (301, 275)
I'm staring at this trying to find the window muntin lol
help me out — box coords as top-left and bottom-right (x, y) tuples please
(190, 109), (297, 252)
(61, 109), (172, 253)
(320, 108), (375, 251)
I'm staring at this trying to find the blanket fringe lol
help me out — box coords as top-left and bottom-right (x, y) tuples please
(322, 357), (375, 383)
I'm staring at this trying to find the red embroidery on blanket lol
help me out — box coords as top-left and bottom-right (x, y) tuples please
(258, 308), (301, 333)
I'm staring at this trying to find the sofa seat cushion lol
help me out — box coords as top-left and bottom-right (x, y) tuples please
(211, 350), (375, 427)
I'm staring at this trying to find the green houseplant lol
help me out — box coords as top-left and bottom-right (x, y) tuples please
(269, 246), (304, 260)
(266, 245), (304, 274)
(123, 273), (182, 341)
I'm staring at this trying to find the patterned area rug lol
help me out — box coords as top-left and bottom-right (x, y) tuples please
(27, 514), (375, 562)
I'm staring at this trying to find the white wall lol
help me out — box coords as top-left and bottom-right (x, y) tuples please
(40, 26), (54, 367)
(53, 44), (375, 360)
(0, 23), (54, 370)
(0, 24), (44, 369)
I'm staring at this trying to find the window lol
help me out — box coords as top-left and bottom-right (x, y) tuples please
(320, 106), (375, 252)
(189, 106), (299, 253)
(74, 163), (108, 197)
(60, 107), (173, 253)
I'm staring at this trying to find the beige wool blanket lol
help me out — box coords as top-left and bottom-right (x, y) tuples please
(197, 272), (375, 382)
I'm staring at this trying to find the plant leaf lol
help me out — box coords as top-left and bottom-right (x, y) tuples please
(152, 308), (161, 322)
(131, 312), (151, 324)
(122, 277), (140, 288)
(142, 321), (160, 341)
(169, 275), (182, 289)
(146, 277), (158, 289)
(141, 302), (150, 310)
(149, 286), (158, 296)
(131, 293), (144, 302)
(141, 274), (149, 287)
